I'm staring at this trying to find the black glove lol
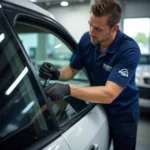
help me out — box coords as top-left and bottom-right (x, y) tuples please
(45, 83), (70, 101)
(39, 62), (60, 80)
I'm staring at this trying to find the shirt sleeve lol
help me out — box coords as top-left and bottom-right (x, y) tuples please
(108, 48), (141, 88)
(70, 33), (86, 70)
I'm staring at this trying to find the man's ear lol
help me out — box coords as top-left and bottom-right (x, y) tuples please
(112, 25), (119, 32)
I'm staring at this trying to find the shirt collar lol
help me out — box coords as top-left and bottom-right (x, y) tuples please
(91, 29), (123, 54)
(106, 29), (123, 54)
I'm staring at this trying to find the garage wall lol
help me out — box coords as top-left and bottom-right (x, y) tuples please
(123, 0), (150, 18)
(48, 0), (150, 41)
(48, 4), (90, 42)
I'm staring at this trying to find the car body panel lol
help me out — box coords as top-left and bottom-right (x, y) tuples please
(42, 105), (109, 150)
(139, 98), (150, 109)
(62, 105), (109, 150)
(136, 54), (150, 110)
(42, 136), (71, 150)
(136, 65), (150, 87)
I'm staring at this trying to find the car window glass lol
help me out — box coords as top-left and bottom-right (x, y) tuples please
(139, 55), (150, 64)
(15, 19), (91, 127)
(0, 16), (57, 149)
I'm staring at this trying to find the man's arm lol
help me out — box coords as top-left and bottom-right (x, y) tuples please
(70, 81), (124, 104)
(59, 66), (79, 81)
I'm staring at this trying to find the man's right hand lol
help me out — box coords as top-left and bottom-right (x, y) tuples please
(39, 62), (60, 80)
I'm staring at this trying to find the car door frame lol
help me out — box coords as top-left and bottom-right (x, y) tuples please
(1, 0), (97, 139)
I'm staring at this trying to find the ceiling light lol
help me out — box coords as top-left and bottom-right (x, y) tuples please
(30, 0), (37, 3)
(60, 1), (69, 7)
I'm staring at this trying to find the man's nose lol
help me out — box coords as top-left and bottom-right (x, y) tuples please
(90, 27), (95, 36)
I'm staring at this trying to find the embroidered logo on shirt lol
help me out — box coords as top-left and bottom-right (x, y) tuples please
(118, 69), (129, 77)
(103, 63), (112, 72)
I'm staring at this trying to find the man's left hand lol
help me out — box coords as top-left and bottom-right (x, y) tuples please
(45, 83), (70, 101)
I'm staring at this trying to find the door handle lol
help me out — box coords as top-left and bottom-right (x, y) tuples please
(89, 144), (99, 150)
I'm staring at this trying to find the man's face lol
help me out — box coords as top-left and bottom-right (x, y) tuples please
(89, 13), (115, 44)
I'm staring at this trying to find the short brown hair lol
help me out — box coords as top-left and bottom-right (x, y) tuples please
(91, 0), (122, 27)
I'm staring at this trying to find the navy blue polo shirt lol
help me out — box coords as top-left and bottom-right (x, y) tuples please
(70, 30), (141, 116)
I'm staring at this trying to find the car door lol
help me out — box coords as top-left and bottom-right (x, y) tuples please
(0, 3), (71, 150)
(2, 2), (109, 150)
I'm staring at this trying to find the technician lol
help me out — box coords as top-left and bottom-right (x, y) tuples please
(39, 0), (141, 150)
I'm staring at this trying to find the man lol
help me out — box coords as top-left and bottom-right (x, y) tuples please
(39, 0), (141, 150)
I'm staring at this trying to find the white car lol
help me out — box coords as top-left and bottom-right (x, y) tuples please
(136, 54), (150, 111)
(0, 0), (109, 150)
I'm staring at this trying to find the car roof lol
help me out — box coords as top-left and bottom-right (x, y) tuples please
(0, 0), (55, 19)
